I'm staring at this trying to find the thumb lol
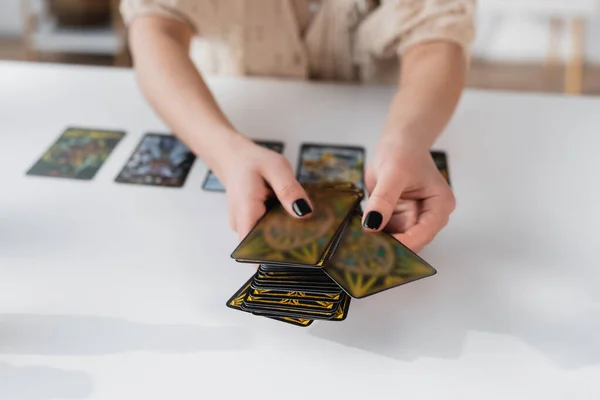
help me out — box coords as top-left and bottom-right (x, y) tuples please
(231, 173), (270, 241)
(237, 200), (267, 242)
(261, 158), (313, 218)
(362, 171), (406, 231)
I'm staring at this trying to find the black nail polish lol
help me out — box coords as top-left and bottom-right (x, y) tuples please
(292, 199), (312, 217)
(363, 211), (383, 230)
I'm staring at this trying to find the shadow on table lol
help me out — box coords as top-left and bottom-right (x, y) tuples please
(0, 362), (93, 400)
(0, 314), (252, 355)
(309, 229), (600, 370)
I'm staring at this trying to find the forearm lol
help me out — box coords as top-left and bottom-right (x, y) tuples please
(384, 42), (467, 150)
(128, 16), (247, 175)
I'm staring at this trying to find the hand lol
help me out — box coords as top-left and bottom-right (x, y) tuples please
(362, 137), (455, 252)
(219, 139), (313, 240)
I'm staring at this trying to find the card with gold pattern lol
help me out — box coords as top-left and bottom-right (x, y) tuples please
(245, 294), (340, 312)
(249, 288), (342, 302)
(231, 188), (361, 266)
(226, 277), (313, 327)
(323, 213), (437, 299)
(243, 293), (351, 321)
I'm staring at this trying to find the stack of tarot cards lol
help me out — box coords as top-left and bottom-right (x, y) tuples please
(226, 182), (438, 327)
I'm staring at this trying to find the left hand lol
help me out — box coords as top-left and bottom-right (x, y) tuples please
(361, 137), (456, 252)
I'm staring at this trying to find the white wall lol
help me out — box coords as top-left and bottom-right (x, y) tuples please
(0, 0), (23, 37)
(2, 0), (600, 63)
(472, 9), (600, 63)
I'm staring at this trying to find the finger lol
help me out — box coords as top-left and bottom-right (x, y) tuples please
(362, 170), (406, 232)
(385, 200), (419, 234)
(261, 157), (313, 218)
(364, 166), (377, 195)
(229, 173), (269, 240)
(237, 200), (267, 241)
(394, 191), (455, 252)
(227, 201), (237, 232)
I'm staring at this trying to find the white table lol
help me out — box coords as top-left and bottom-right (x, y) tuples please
(0, 62), (599, 400)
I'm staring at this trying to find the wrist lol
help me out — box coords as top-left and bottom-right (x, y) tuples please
(188, 126), (251, 174)
(382, 93), (442, 151)
(210, 131), (255, 182)
(379, 128), (433, 154)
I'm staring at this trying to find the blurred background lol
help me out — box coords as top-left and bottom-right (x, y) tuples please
(1, 0), (600, 95)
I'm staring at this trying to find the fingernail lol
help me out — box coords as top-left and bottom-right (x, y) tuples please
(292, 199), (312, 217)
(363, 211), (383, 230)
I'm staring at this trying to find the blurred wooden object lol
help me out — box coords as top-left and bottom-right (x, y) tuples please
(480, 0), (599, 95)
(48, 0), (112, 27)
(21, 0), (128, 66)
(565, 18), (585, 94)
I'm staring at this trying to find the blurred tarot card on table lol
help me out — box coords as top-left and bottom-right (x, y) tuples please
(26, 127), (125, 180)
(115, 133), (196, 187)
(202, 140), (285, 191)
(296, 144), (365, 191)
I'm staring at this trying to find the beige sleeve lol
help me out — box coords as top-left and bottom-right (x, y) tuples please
(119, 0), (199, 31)
(355, 0), (475, 60)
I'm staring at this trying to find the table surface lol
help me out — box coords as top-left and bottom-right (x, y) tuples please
(0, 62), (599, 400)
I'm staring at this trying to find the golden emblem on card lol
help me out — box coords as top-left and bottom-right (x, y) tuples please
(263, 203), (335, 251)
(231, 188), (360, 266)
(228, 282), (251, 308)
(226, 278), (315, 327)
(250, 289), (341, 301)
(324, 214), (437, 299)
(247, 295), (336, 310)
(334, 232), (395, 276)
(331, 295), (351, 321)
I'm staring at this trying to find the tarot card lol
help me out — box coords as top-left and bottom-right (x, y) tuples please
(302, 182), (362, 193)
(254, 282), (341, 292)
(226, 277), (313, 327)
(431, 150), (450, 186)
(243, 293), (350, 321)
(330, 293), (351, 321)
(251, 279), (343, 294)
(324, 213), (437, 299)
(254, 272), (339, 287)
(255, 268), (334, 281)
(202, 140), (285, 192)
(252, 278), (341, 291)
(26, 127), (125, 180)
(258, 265), (326, 275)
(244, 293), (340, 312)
(249, 288), (343, 302)
(230, 188), (361, 266)
(240, 302), (336, 319)
(115, 133), (196, 187)
(296, 144), (365, 191)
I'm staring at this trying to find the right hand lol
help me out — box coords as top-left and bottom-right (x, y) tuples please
(218, 138), (313, 241)
(361, 136), (456, 252)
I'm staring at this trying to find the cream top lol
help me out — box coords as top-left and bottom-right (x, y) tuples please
(121, 0), (475, 82)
